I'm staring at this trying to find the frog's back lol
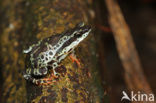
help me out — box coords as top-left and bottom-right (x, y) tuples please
(31, 34), (62, 58)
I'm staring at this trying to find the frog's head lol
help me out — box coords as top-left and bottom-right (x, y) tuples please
(54, 22), (91, 62)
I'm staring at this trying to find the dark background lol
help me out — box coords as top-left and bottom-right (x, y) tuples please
(99, 0), (156, 102)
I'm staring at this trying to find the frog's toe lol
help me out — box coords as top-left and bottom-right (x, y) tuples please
(23, 74), (30, 80)
(35, 75), (57, 85)
(23, 74), (33, 82)
(69, 54), (81, 67)
(37, 79), (57, 86)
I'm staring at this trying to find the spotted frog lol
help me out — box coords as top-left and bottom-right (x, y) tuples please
(23, 22), (91, 85)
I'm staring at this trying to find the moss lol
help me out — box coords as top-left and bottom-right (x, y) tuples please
(0, 0), (27, 102)
(0, 0), (104, 102)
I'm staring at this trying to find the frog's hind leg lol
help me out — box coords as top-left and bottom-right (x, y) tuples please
(32, 67), (48, 76)
(23, 73), (38, 84)
(24, 74), (56, 85)
(23, 71), (57, 85)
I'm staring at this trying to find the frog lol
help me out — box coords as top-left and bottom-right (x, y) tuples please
(23, 22), (91, 85)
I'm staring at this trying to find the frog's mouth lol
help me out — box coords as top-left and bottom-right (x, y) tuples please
(55, 23), (91, 61)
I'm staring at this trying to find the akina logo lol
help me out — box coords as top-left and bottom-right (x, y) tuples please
(121, 91), (155, 102)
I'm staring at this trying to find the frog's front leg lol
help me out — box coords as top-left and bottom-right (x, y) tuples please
(51, 62), (59, 76)
(23, 67), (57, 85)
(33, 67), (48, 76)
(69, 52), (81, 67)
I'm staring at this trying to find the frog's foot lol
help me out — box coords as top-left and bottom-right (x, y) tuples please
(38, 80), (57, 85)
(69, 54), (81, 67)
(38, 72), (58, 85)
(32, 78), (57, 86)
(38, 78), (57, 86)
(23, 72), (57, 85)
